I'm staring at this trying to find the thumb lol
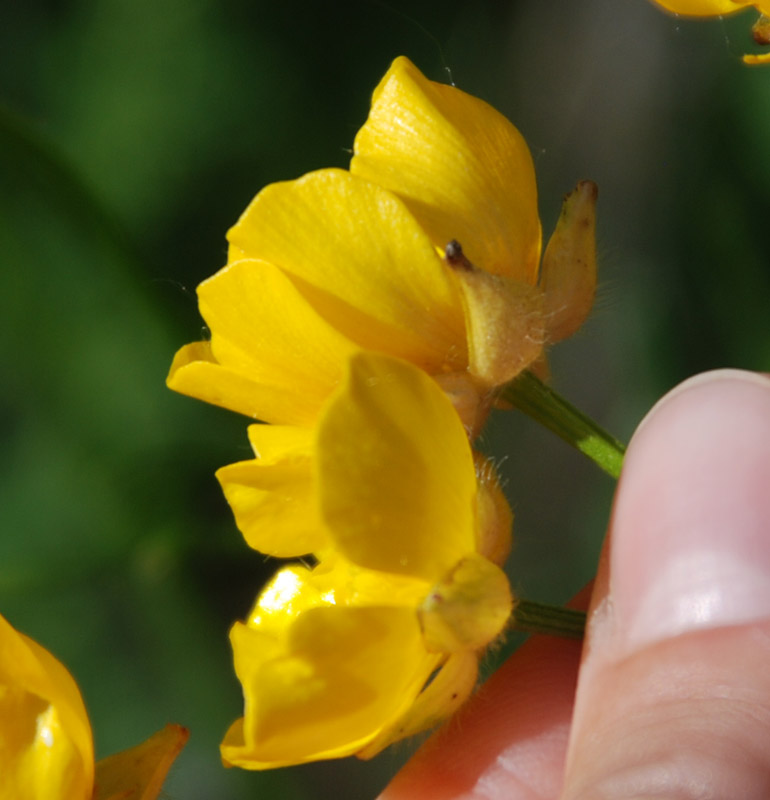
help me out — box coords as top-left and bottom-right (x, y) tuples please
(562, 370), (770, 800)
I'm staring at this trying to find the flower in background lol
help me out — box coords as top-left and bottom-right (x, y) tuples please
(168, 56), (597, 434)
(0, 612), (187, 800)
(649, 0), (770, 64)
(219, 353), (514, 768)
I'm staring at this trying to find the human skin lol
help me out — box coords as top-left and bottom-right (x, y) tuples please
(380, 369), (770, 800)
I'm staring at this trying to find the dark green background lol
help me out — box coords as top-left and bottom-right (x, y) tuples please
(1, 1), (768, 798)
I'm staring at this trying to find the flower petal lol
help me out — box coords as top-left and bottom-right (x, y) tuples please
(316, 352), (477, 580)
(216, 427), (323, 556)
(216, 460), (320, 557)
(356, 651), (478, 759)
(167, 340), (334, 428)
(93, 724), (189, 800)
(221, 605), (435, 768)
(351, 56), (541, 283)
(227, 168), (467, 373)
(0, 614), (94, 799)
(649, 0), (750, 13)
(244, 424), (313, 463)
(170, 258), (361, 425)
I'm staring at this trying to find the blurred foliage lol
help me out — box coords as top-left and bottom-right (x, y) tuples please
(0, 1), (768, 798)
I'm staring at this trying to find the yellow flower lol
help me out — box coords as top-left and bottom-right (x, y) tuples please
(0, 613), (188, 800)
(215, 349), (512, 563)
(168, 56), (597, 432)
(649, 0), (770, 63)
(650, 0), (769, 13)
(219, 353), (514, 768)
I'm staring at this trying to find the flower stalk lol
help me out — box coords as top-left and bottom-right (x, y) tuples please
(500, 369), (626, 479)
(510, 599), (587, 640)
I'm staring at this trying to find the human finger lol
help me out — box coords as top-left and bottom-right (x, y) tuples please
(562, 370), (770, 800)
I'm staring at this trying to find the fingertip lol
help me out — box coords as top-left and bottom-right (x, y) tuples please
(610, 368), (770, 654)
(564, 369), (770, 800)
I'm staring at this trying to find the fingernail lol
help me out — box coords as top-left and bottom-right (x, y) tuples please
(608, 370), (770, 655)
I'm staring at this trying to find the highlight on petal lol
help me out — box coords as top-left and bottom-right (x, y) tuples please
(94, 724), (189, 800)
(227, 168), (467, 374)
(216, 424), (324, 557)
(0, 613), (94, 800)
(168, 258), (361, 426)
(221, 602), (436, 769)
(351, 56), (541, 284)
(316, 352), (478, 580)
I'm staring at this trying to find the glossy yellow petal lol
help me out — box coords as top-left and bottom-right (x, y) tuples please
(0, 614), (93, 800)
(227, 242), (247, 262)
(245, 424), (313, 462)
(352, 56), (541, 283)
(222, 606), (435, 768)
(227, 169), (467, 373)
(302, 554), (429, 610)
(216, 459), (321, 557)
(649, 0), (750, 13)
(249, 560), (428, 632)
(247, 566), (328, 632)
(168, 258), (361, 425)
(168, 341), (323, 427)
(216, 426), (324, 556)
(357, 651), (478, 759)
(93, 724), (189, 800)
(317, 352), (477, 580)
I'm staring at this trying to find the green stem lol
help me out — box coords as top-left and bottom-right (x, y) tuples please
(510, 599), (586, 639)
(499, 370), (626, 479)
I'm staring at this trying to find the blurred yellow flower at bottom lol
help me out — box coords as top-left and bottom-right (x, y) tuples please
(0, 613), (187, 800)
